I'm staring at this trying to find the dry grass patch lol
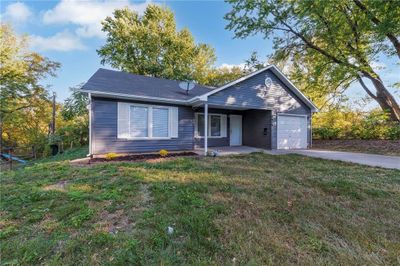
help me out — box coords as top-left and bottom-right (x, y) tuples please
(42, 180), (69, 192)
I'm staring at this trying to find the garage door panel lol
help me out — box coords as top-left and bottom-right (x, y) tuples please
(277, 115), (307, 149)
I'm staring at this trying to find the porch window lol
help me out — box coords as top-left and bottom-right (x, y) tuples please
(195, 113), (227, 138)
(197, 114), (205, 137)
(210, 115), (221, 136)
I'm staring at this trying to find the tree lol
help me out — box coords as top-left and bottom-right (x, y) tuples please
(352, 0), (400, 59)
(204, 66), (245, 87)
(203, 51), (268, 87)
(0, 24), (60, 151)
(244, 51), (266, 71)
(225, 0), (400, 121)
(61, 84), (88, 120)
(0, 24), (60, 116)
(98, 5), (216, 82)
(60, 85), (89, 147)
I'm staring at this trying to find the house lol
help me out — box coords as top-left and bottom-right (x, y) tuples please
(80, 65), (318, 155)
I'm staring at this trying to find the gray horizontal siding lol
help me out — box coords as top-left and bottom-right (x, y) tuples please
(207, 69), (312, 149)
(207, 69), (310, 114)
(91, 97), (194, 154)
(193, 108), (242, 148)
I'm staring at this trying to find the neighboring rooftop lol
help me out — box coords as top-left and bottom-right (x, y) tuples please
(81, 68), (214, 101)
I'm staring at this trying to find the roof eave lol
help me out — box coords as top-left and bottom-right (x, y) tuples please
(78, 89), (190, 105)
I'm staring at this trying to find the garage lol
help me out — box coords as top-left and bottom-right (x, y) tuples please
(277, 114), (308, 149)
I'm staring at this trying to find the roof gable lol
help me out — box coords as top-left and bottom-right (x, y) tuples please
(199, 65), (318, 112)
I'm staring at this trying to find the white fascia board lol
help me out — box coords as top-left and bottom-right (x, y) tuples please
(78, 89), (189, 105)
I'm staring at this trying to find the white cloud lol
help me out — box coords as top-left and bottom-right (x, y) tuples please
(42, 0), (151, 38)
(1, 2), (32, 23)
(219, 63), (246, 70)
(30, 30), (86, 51)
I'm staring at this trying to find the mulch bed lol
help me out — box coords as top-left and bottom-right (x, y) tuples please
(90, 151), (198, 163)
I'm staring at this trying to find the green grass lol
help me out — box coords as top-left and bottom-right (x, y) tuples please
(1, 150), (399, 265)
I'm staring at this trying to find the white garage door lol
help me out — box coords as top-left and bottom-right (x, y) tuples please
(277, 114), (308, 149)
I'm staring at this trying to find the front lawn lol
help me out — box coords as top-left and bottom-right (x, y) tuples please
(1, 149), (399, 265)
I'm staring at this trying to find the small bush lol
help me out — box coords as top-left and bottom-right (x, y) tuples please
(105, 153), (118, 160)
(159, 149), (168, 157)
(313, 127), (340, 140)
(386, 124), (400, 140)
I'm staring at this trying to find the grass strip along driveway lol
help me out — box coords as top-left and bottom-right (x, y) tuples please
(1, 149), (399, 265)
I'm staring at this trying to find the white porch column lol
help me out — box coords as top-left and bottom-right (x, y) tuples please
(88, 93), (92, 156)
(204, 103), (208, 156)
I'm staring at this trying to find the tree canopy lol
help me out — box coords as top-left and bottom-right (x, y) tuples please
(0, 24), (60, 116)
(98, 4), (216, 83)
(225, 0), (400, 121)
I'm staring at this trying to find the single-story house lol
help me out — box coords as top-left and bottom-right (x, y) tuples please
(80, 65), (318, 155)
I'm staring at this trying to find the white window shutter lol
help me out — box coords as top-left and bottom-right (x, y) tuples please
(117, 102), (130, 138)
(169, 107), (179, 138)
(221, 114), (227, 137)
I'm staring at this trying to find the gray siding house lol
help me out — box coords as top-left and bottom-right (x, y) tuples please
(80, 65), (318, 155)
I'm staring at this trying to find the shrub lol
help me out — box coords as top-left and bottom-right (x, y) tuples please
(105, 153), (118, 160)
(313, 127), (340, 140)
(386, 123), (400, 140)
(159, 149), (168, 157)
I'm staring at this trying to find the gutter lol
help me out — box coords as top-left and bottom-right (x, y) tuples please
(78, 89), (190, 105)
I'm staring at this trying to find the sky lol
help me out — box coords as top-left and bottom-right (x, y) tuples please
(1, 0), (399, 109)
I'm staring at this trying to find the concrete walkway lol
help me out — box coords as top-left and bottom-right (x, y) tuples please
(270, 149), (400, 170)
(195, 146), (265, 156)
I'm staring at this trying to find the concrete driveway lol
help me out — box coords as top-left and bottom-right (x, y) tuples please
(271, 149), (400, 170)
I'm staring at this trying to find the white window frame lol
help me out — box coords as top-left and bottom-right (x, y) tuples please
(195, 113), (226, 138)
(125, 103), (173, 140)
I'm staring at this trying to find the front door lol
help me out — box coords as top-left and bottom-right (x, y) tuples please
(230, 115), (242, 146)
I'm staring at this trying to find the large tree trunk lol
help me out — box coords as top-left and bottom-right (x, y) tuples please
(359, 73), (400, 122)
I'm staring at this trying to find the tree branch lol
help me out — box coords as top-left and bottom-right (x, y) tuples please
(277, 19), (359, 71)
(357, 75), (377, 100)
(353, 0), (400, 59)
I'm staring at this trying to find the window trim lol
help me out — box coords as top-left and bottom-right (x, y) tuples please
(194, 113), (226, 138)
(125, 103), (172, 140)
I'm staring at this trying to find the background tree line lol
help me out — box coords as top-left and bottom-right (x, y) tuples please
(1, 2), (399, 158)
(1, 24), (88, 157)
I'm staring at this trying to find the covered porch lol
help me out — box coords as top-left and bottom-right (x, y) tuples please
(193, 103), (273, 155)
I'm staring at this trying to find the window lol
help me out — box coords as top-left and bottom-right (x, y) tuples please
(195, 113), (227, 138)
(210, 115), (221, 136)
(118, 103), (178, 139)
(130, 106), (148, 137)
(152, 107), (169, 137)
(197, 114), (205, 137)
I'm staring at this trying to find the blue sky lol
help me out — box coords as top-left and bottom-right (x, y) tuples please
(1, 0), (399, 109)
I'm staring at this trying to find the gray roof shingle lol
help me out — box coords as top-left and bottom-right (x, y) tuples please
(82, 68), (214, 100)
